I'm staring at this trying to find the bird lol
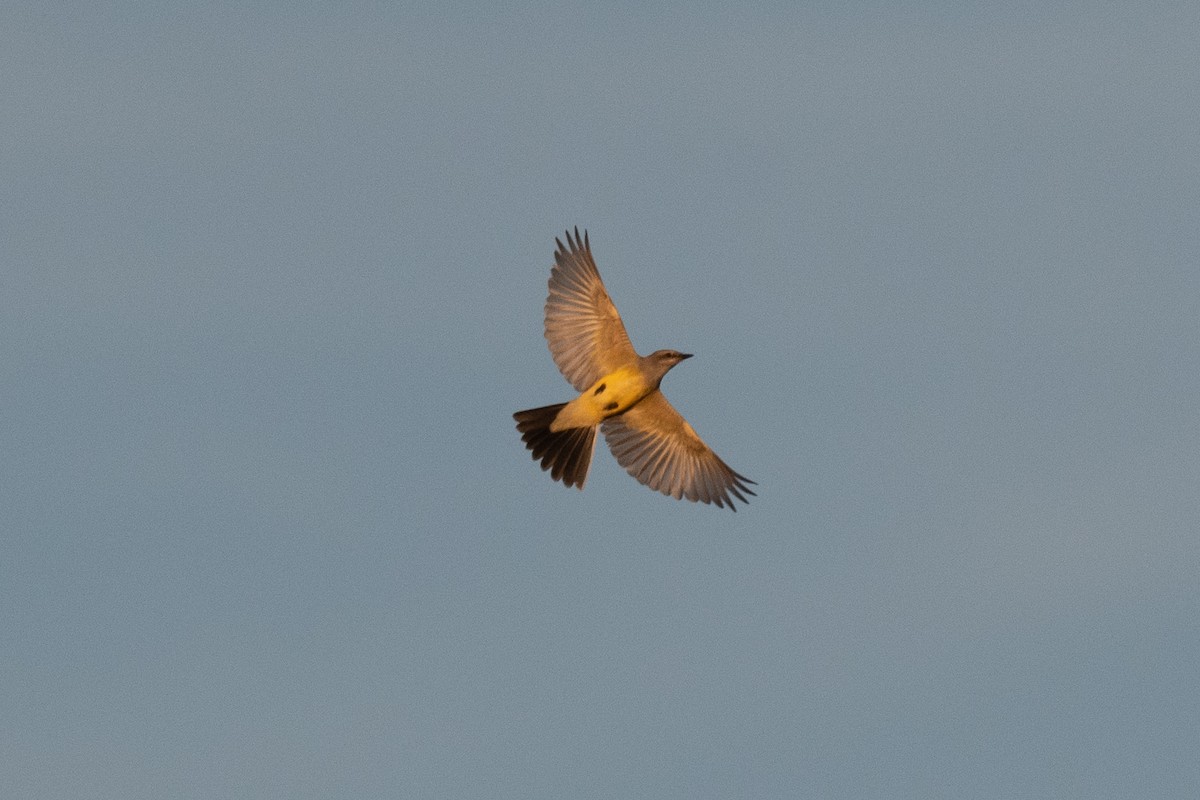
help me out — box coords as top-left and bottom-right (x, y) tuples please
(513, 227), (755, 511)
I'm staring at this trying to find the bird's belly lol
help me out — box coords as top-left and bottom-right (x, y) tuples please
(587, 368), (650, 415)
(550, 368), (650, 431)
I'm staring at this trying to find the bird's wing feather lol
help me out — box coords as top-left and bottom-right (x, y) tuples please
(544, 228), (638, 392)
(601, 390), (756, 510)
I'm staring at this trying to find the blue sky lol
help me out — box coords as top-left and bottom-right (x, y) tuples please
(4, 3), (1199, 798)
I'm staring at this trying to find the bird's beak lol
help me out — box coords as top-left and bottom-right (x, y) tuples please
(679, 353), (693, 360)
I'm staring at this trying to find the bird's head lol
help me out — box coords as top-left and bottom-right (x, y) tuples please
(643, 349), (693, 383)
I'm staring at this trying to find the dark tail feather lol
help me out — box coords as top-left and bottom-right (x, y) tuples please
(513, 403), (596, 489)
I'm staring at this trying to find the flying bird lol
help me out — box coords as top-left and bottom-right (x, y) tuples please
(513, 228), (755, 510)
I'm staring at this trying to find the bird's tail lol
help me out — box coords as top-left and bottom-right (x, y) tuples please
(513, 403), (596, 489)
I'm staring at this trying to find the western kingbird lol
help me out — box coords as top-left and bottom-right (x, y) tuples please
(514, 228), (756, 510)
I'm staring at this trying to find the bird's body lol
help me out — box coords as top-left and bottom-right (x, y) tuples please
(550, 365), (644, 430)
(514, 228), (755, 510)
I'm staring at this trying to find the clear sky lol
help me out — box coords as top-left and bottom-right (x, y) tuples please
(5, 3), (1199, 798)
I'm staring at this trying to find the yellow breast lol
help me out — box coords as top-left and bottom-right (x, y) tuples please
(550, 367), (653, 431)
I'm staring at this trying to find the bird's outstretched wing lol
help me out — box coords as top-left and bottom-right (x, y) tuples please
(544, 228), (638, 392)
(601, 391), (756, 511)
